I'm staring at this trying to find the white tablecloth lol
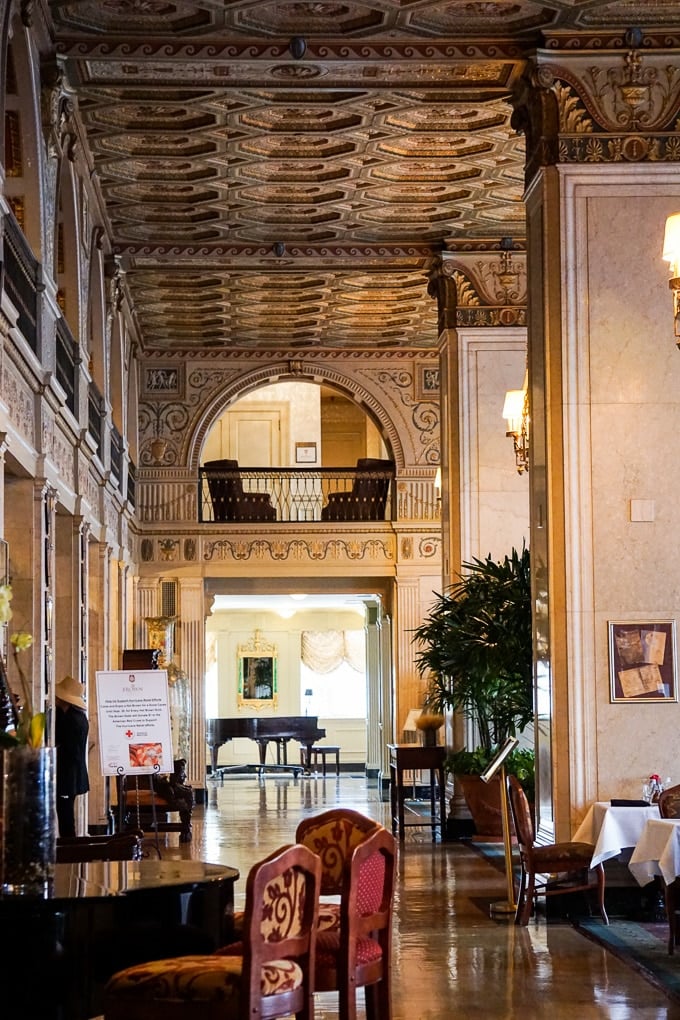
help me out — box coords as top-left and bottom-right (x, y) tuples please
(572, 801), (661, 867)
(628, 818), (680, 886)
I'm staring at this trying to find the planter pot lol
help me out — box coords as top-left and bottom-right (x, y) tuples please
(456, 773), (504, 838)
(1, 745), (56, 895)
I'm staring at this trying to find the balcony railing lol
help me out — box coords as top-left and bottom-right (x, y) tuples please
(198, 465), (395, 524)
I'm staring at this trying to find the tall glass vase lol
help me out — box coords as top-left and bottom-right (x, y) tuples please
(1, 745), (56, 895)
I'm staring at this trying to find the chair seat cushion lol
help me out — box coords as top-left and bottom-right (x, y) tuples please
(105, 953), (303, 1004)
(316, 929), (382, 968)
(531, 842), (595, 868)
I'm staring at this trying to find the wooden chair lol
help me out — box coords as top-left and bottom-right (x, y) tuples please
(658, 783), (680, 819)
(56, 830), (144, 863)
(321, 458), (394, 522)
(657, 784), (680, 953)
(295, 807), (381, 900)
(103, 842), (321, 1020)
(508, 775), (608, 926)
(314, 824), (396, 1020)
(204, 458), (276, 522)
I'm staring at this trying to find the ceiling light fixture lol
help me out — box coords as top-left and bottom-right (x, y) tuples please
(662, 213), (680, 344)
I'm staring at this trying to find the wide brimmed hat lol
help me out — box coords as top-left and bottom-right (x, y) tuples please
(55, 674), (87, 710)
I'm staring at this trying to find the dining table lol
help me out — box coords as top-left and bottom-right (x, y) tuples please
(572, 800), (661, 867)
(628, 817), (680, 953)
(0, 857), (240, 1020)
(628, 817), (680, 887)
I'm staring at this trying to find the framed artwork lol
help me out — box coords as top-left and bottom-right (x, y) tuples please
(295, 442), (317, 464)
(414, 361), (440, 401)
(238, 630), (278, 709)
(142, 365), (184, 399)
(608, 620), (678, 702)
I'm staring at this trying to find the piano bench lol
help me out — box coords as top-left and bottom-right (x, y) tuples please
(302, 744), (341, 777)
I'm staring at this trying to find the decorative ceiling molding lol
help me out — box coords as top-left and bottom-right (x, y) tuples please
(46, 1), (680, 355)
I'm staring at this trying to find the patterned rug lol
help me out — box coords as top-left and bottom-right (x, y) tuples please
(471, 840), (680, 1002)
(577, 919), (680, 1004)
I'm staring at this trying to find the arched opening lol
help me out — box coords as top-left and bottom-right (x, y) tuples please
(200, 380), (390, 468)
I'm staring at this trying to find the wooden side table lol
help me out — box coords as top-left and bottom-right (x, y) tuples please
(388, 743), (447, 842)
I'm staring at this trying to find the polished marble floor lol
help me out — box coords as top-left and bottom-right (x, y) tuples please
(157, 772), (679, 1019)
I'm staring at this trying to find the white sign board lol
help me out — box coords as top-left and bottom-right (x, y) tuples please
(96, 669), (174, 776)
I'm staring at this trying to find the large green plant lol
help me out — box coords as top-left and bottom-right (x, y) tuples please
(412, 545), (533, 757)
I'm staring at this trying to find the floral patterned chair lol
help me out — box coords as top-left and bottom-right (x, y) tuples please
(313, 824), (396, 1020)
(295, 807), (382, 934)
(103, 842), (321, 1020)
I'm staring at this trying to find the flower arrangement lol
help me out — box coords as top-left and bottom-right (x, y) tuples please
(0, 583), (42, 748)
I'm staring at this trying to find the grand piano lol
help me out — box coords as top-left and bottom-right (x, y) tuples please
(206, 716), (326, 776)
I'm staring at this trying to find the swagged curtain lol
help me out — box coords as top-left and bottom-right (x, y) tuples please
(301, 630), (365, 674)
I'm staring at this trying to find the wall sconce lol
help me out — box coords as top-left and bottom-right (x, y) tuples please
(502, 370), (529, 474)
(433, 466), (442, 500)
(662, 213), (680, 344)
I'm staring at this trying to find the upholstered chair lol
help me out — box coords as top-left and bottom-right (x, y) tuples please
(103, 842), (321, 1020)
(313, 824), (396, 1020)
(295, 807), (382, 933)
(508, 775), (608, 927)
(321, 458), (394, 522)
(204, 459), (276, 522)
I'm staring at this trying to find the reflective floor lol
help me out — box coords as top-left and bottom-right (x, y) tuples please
(158, 773), (678, 1019)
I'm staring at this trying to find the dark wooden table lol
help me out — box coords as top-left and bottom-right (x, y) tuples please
(0, 858), (239, 1019)
(388, 743), (447, 842)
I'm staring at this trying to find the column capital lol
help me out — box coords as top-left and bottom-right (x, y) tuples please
(437, 245), (527, 329)
(512, 36), (680, 188)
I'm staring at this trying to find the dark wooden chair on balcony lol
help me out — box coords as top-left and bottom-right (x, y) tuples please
(321, 458), (394, 522)
(204, 458), (277, 522)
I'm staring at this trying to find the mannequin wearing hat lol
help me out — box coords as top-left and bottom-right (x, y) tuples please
(54, 674), (90, 837)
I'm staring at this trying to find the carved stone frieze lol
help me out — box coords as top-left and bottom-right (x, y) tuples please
(52, 426), (73, 484)
(1, 359), (34, 445)
(201, 535), (394, 564)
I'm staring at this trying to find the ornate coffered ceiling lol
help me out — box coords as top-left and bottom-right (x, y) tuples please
(48, 1), (680, 354)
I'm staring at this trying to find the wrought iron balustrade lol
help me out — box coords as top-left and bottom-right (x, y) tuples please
(198, 465), (395, 524)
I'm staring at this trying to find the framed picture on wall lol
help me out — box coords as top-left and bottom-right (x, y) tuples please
(414, 361), (440, 401)
(238, 630), (279, 710)
(295, 442), (317, 464)
(608, 620), (678, 702)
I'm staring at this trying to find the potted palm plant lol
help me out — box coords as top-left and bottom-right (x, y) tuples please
(412, 545), (533, 836)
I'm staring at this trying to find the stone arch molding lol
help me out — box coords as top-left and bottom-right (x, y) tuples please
(187, 362), (405, 473)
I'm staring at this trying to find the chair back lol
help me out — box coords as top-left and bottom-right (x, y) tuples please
(204, 459), (245, 521)
(659, 783), (680, 818)
(343, 825), (395, 941)
(508, 774), (535, 852)
(241, 842), (321, 1017)
(351, 458), (394, 519)
(295, 807), (381, 895)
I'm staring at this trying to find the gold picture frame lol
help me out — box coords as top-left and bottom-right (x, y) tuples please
(238, 630), (278, 710)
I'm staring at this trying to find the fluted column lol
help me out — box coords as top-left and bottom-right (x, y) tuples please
(364, 599), (383, 779)
(178, 577), (206, 791)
